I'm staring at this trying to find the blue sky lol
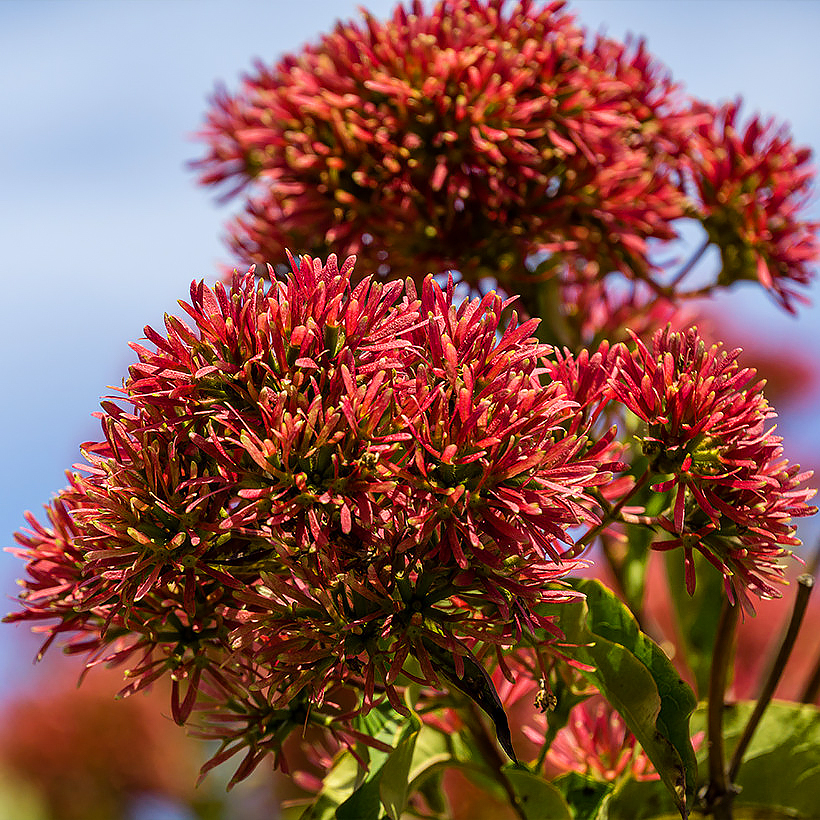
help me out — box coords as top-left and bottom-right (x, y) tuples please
(2, 0), (819, 696)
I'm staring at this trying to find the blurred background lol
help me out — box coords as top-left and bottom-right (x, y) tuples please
(2, 1), (819, 817)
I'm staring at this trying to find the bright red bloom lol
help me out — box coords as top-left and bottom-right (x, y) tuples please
(609, 326), (816, 610)
(193, 0), (692, 290)
(6, 254), (615, 782)
(686, 101), (819, 312)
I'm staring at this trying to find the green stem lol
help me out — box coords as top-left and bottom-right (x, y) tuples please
(566, 469), (651, 559)
(534, 718), (563, 773)
(596, 533), (650, 632)
(514, 270), (576, 350)
(729, 574), (815, 782)
(703, 595), (740, 820)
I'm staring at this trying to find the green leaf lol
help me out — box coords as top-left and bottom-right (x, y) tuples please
(691, 700), (820, 818)
(299, 752), (362, 820)
(300, 703), (420, 820)
(420, 634), (517, 763)
(337, 702), (423, 820)
(415, 770), (450, 816)
(605, 777), (679, 820)
(607, 776), (814, 819)
(379, 705), (422, 820)
(542, 579), (698, 817)
(0, 771), (49, 820)
(335, 774), (383, 820)
(353, 703), (405, 746)
(502, 766), (572, 820)
(664, 547), (725, 698)
(404, 721), (515, 808)
(554, 772), (614, 820)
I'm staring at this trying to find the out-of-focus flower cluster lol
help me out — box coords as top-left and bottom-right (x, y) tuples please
(492, 656), (665, 784)
(193, 0), (817, 326)
(0, 666), (200, 820)
(542, 696), (658, 783)
(6, 253), (617, 783)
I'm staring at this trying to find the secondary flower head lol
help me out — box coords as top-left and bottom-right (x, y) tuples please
(687, 101), (819, 312)
(610, 326), (816, 610)
(193, 0), (691, 289)
(7, 254), (615, 782)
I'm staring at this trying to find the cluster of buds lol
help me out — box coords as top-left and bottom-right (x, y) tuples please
(193, 0), (691, 290)
(687, 101), (817, 312)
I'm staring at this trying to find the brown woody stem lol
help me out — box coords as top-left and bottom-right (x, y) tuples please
(729, 574), (814, 782)
(703, 595), (740, 820)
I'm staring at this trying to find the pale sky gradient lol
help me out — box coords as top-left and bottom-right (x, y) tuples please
(2, 0), (819, 696)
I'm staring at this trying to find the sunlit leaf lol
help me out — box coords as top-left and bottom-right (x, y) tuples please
(691, 700), (820, 818)
(541, 578), (698, 817)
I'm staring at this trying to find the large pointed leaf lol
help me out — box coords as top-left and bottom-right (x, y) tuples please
(300, 703), (419, 820)
(541, 579), (698, 817)
(378, 709), (422, 820)
(335, 774), (383, 820)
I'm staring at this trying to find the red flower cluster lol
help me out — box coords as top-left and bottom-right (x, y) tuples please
(193, 0), (693, 291)
(609, 326), (817, 610)
(7, 254), (615, 781)
(686, 101), (819, 313)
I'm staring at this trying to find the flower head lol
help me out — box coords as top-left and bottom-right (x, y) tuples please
(687, 101), (819, 312)
(609, 326), (816, 610)
(7, 254), (615, 781)
(193, 0), (691, 288)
